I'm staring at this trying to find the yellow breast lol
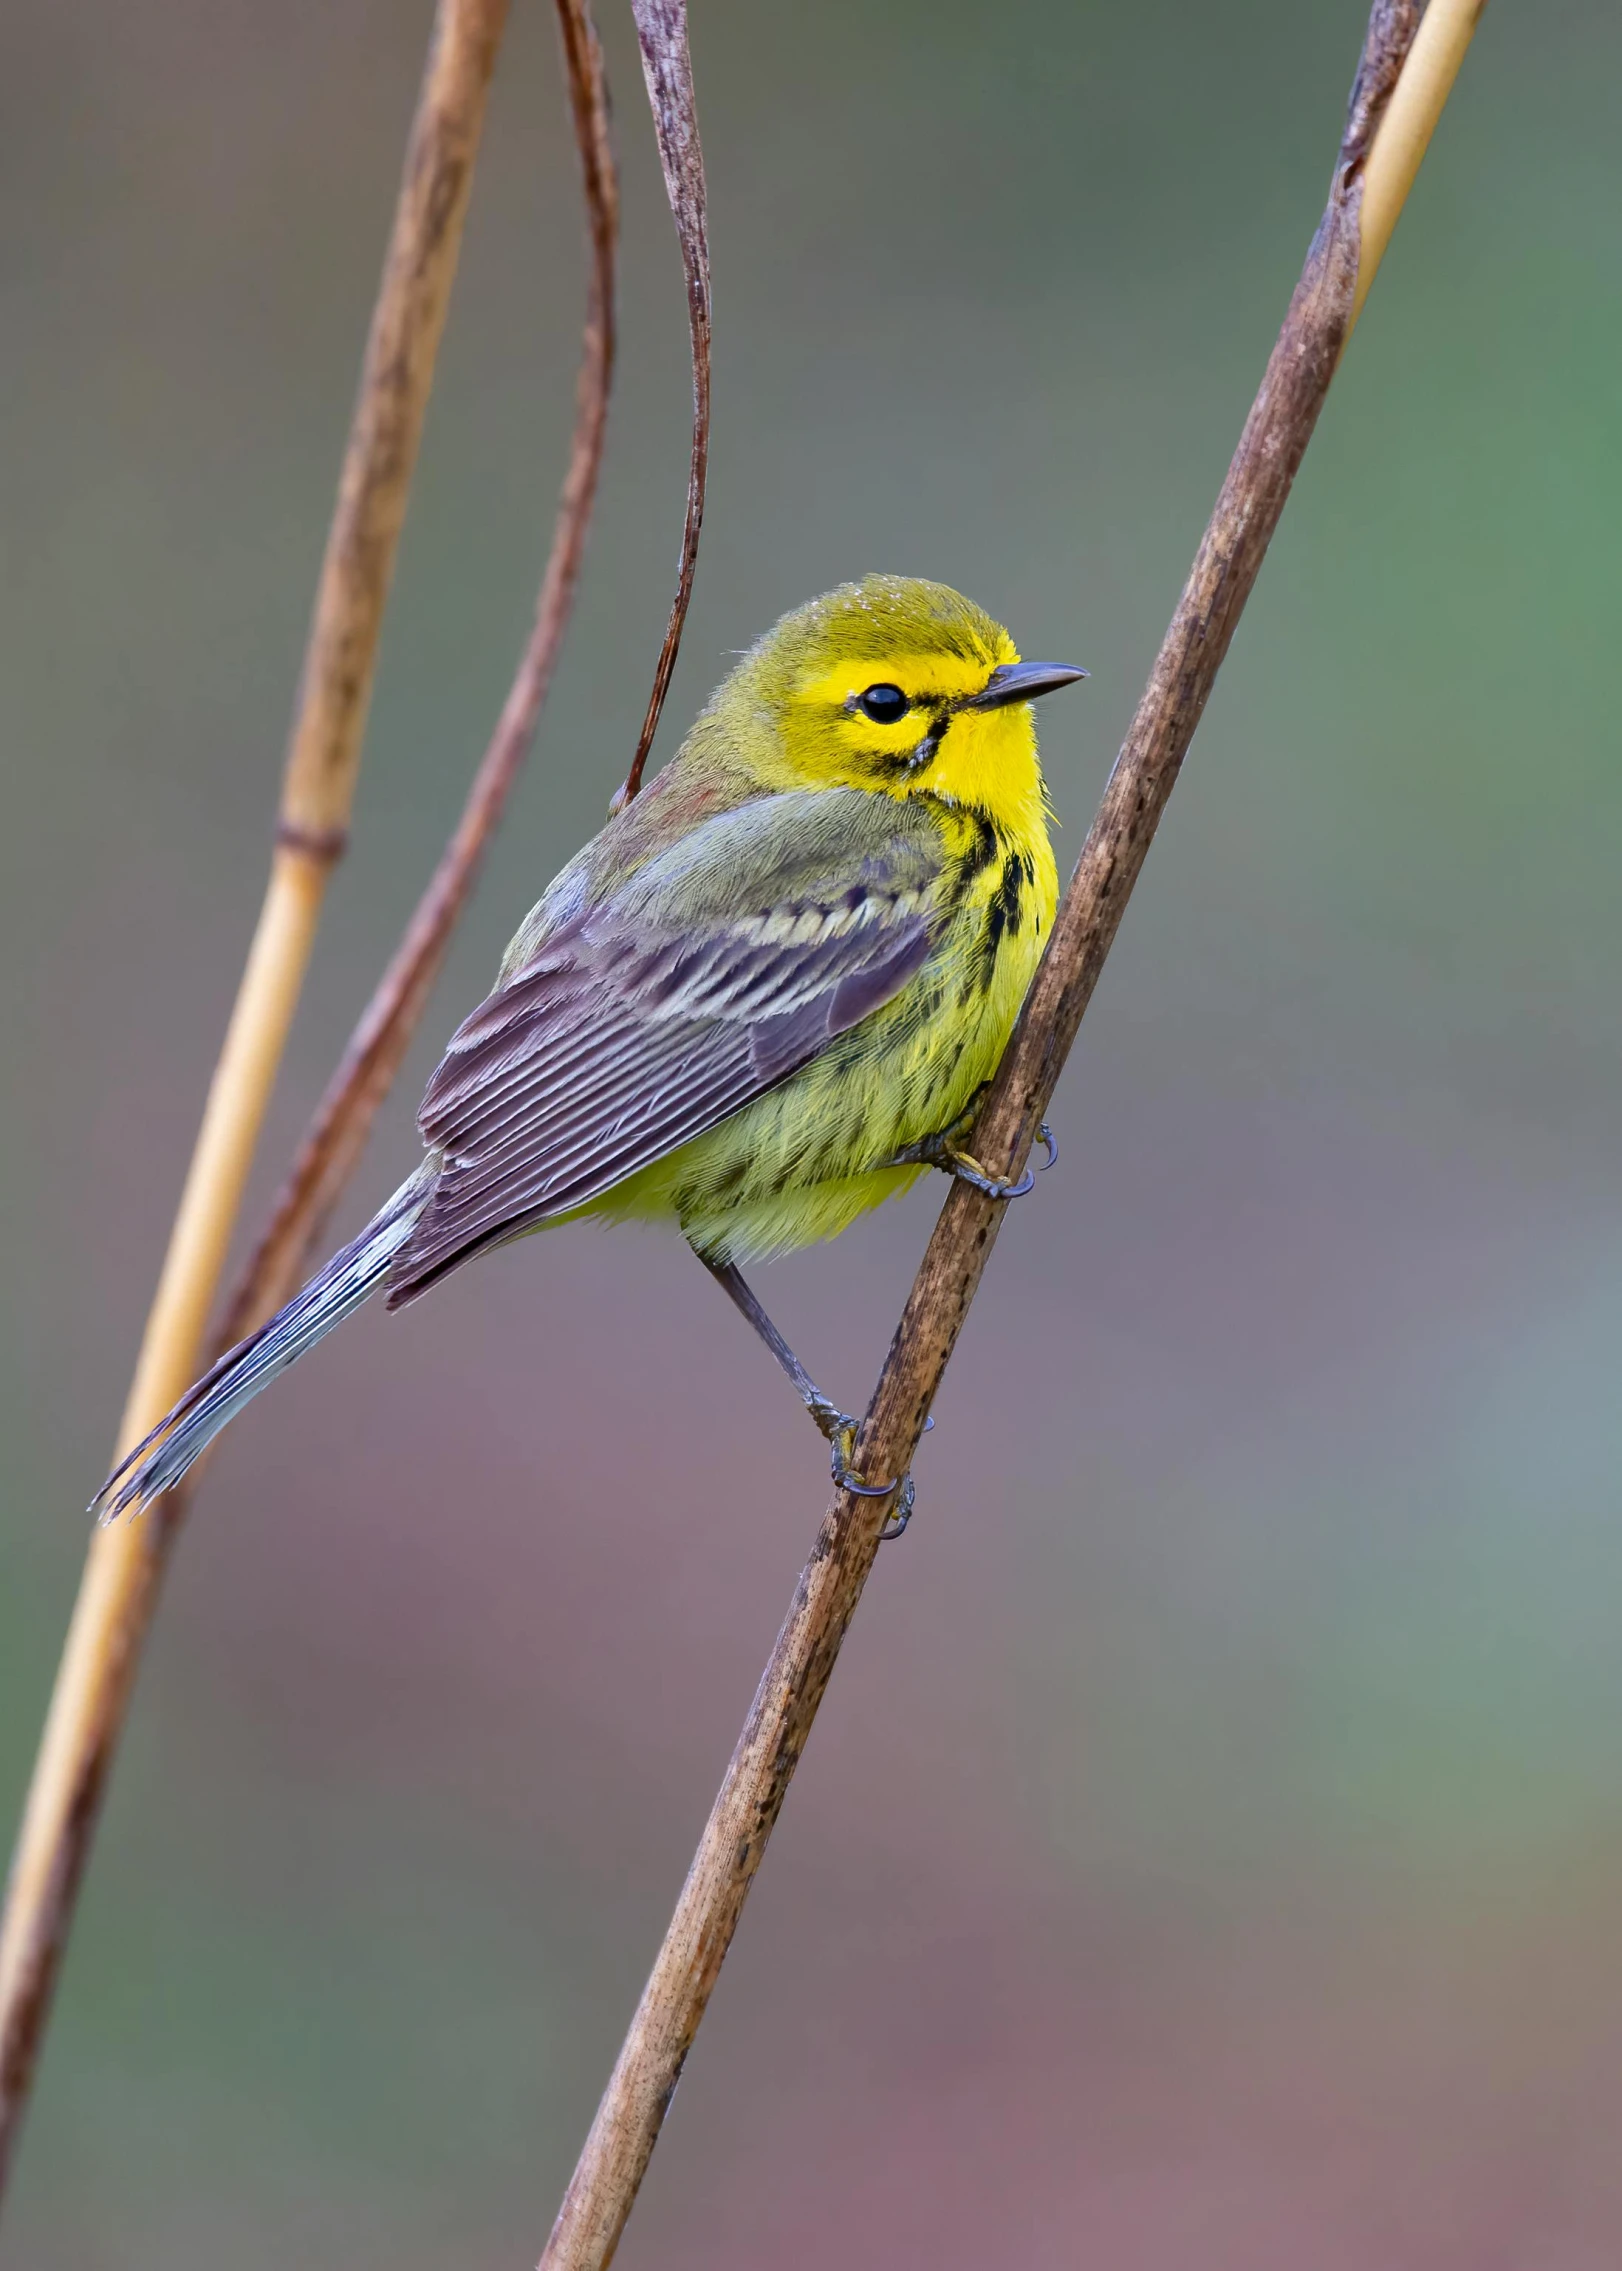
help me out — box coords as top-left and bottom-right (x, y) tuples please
(593, 796), (1057, 1263)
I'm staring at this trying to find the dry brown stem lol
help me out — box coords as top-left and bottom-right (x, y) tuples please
(0, 0), (510, 2193)
(537, 4), (1481, 2265)
(612, 0), (710, 810)
(219, 0), (617, 1352)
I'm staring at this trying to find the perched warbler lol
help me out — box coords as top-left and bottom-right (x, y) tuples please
(96, 575), (1085, 1527)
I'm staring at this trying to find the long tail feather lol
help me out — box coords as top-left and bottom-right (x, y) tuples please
(92, 1171), (430, 1524)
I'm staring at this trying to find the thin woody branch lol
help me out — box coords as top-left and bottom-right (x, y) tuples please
(0, 0), (513, 2194)
(536, 4), (1482, 2265)
(613, 0), (711, 810)
(217, 0), (618, 1358)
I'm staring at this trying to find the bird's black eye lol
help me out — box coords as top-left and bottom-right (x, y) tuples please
(857, 683), (909, 725)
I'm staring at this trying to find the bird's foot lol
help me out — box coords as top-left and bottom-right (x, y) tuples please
(890, 1116), (1057, 1200)
(807, 1398), (918, 1541)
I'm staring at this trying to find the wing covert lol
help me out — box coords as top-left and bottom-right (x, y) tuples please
(387, 790), (941, 1302)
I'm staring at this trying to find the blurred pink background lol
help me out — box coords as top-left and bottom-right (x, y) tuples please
(4, 2), (1622, 2264)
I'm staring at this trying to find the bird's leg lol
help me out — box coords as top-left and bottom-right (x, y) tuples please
(889, 1098), (1058, 1201)
(695, 1250), (916, 1538)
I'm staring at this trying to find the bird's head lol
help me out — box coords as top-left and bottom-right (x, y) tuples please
(714, 574), (1086, 825)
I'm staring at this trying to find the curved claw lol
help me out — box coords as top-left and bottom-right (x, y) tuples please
(821, 1412), (929, 1525)
(952, 1155), (1035, 1201)
(830, 1426), (901, 1499)
(1037, 1121), (1058, 1171)
(880, 1476), (915, 1542)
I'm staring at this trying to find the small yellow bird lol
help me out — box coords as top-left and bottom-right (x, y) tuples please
(96, 575), (1085, 1526)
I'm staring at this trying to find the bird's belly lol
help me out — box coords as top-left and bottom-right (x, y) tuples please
(595, 900), (1047, 1263)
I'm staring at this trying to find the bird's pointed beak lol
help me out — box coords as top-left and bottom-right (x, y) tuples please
(962, 660), (1090, 711)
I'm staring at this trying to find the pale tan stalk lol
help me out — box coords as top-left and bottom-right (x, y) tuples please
(0, 0), (508, 2190)
(537, 4), (1480, 2264)
(1352, 0), (1485, 329)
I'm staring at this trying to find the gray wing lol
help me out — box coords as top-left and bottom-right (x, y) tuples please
(386, 789), (942, 1303)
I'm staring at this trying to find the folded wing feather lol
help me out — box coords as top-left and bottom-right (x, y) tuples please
(386, 789), (942, 1303)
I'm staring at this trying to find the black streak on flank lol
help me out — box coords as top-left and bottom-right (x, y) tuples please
(978, 850), (1026, 987)
(943, 810), (1001, 918)
(966, 812), (1001, 884)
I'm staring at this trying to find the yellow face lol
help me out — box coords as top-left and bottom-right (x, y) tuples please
(722, 575), (1083, 833)
(790, 644), (1023, 799)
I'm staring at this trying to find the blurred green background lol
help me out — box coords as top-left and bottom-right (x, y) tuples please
(4, 1), (1621, 2263)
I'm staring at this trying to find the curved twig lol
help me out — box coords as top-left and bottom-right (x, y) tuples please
(217, 0), (618, 1354)
(536, 4), (1483, 2265)
(0, 0), (511, 2193)
(612, 0), (710, 811)
(0, 0), (620, 2202)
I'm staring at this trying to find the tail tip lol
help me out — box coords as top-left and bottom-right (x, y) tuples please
(88, 1459), (165, 1528)
(87, 1481), (138, 1526)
